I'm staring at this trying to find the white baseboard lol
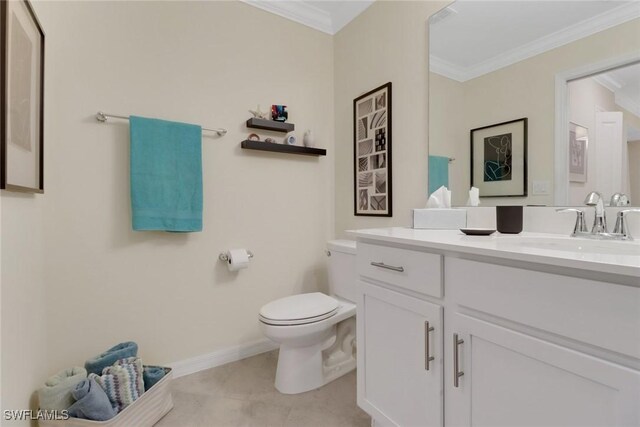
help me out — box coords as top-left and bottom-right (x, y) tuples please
(168, 338), (278, 378)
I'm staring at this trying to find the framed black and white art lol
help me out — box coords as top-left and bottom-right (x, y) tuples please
(354, 82), (391, 216)
(1, 0), (45, 193)
(569, 122), (588, 183)
(470, 118), (527, 198)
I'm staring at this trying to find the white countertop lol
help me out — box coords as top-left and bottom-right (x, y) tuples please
(347, 228), (640, 280)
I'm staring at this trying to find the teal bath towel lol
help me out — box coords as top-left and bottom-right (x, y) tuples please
(84, 341), (138, 376)
(428, 155), (449, 196)
(130, 116), (203, 232)
(142, 366), (166, 391)
(67, 378), (117, 421)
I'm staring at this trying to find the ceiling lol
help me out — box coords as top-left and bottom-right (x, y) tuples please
(241, 0), (375, 35)
(430, 1), (640, 82)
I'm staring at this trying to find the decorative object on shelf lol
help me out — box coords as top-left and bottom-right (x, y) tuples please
(569, 122), (588, 183)
(248, 133), (260, 141)
(241, 140), (326, 156)
(271, 105), (288, 122)
(303, 130), (315, 147)
(353, 82), (392, 217)
(471, 118), (527, 197)
(285, 134), (297, 145)
(1, 0), (45, 193)
(249, 105), (270, 120)
(264, 137), (276, 144)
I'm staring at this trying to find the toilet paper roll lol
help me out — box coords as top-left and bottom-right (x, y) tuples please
(226, 249), (250, 271)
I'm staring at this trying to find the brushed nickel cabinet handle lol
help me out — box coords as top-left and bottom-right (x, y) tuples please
(453, 333), (464, 387)
(425, 321), (435, 371)
(370, 261), (404, 273)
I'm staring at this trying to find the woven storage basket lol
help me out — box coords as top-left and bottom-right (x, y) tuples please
(40, 367), (173, 427)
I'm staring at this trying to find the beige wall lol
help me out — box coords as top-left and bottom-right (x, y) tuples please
(1, 194), (48, 423)
(429, 18), (640, 206)
(334, 1), (448, 236)
(3, 0), (334, 415)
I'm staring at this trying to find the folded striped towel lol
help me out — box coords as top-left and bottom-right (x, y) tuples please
(90, 357), (144, 413)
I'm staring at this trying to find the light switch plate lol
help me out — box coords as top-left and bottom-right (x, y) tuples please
(532, 181), (550, 195)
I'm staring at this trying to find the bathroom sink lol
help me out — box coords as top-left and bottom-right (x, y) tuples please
(497, 235), (640, 256)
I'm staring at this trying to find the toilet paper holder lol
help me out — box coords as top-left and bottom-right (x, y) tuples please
(218, 250), (254, 262)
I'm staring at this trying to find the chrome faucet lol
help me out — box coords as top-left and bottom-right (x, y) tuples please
(610, 193), (630, 207)
(557, 192), (639, 240)
(584, 191), (607, 234)
(612, 209), (640, 240)
(556, 208), (587, 237)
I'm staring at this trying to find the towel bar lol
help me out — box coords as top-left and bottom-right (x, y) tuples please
(96, 111), (227, 136)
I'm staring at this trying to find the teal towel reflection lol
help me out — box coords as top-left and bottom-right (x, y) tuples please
(428, 155), (449, 195)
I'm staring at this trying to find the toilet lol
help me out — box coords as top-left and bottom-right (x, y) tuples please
(259, 240), (357, 394)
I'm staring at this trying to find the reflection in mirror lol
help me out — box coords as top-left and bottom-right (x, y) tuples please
(428, 1), (640, 207)
(568, 63), (640, 206)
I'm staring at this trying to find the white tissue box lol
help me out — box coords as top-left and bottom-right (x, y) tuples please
(413, 208), (467, 229)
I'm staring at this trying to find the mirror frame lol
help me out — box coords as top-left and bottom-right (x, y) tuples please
(554, 51), (640, 205)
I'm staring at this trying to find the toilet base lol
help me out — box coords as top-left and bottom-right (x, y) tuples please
(275, 317), (356, 394)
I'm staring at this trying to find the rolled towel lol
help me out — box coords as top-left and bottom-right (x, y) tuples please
(38, 367), (87, 410)
(84, 342), (138, 376)
(142, 366), (166, 391)
(67, 378), (117, 421)
(90, 357), (144, 413)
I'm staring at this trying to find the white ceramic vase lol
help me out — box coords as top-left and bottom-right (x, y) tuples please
(303, 130), (315, 147)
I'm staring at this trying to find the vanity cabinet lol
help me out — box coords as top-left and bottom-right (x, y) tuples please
(357, 281), (443, 427)
(446, 313), (640, 427)
(355, 238), (640, 427)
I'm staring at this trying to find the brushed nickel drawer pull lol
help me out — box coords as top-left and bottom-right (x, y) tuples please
(453, 333), (464, 387)
(370, 261), (404, 272)
(425, 321), (435, 371)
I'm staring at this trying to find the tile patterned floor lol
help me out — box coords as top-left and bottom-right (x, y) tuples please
(156, 350), (371, 427)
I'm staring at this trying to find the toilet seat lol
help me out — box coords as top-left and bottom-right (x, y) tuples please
(259, 292), (339, 326)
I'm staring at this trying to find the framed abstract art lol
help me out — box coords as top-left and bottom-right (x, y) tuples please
(470, 118), (527, 198)
(354, 82), (392, 216)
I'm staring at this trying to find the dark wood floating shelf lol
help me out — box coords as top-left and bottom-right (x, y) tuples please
(241, 140), (326, 156)
(246, 118), (294, 133)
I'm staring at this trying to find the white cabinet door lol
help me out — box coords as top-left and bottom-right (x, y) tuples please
(357, 281), (443, 427)
(445, 313), (640, 427)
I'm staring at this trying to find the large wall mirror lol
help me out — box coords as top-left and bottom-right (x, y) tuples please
(428, 1), (640, 207)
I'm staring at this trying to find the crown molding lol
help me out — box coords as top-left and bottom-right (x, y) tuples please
(240, 0), (334, 34)
(429, 56), (468, 82)
(592, 73), (623, 93)
(615, 91), (640, 118)
(431, 2), (640, 82)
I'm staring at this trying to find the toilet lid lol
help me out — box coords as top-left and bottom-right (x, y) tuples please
(259, 292), (339, 324)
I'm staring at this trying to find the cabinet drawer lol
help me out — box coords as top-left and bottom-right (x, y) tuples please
(447, 257), (640, 359)
(357, 242), (442, 298)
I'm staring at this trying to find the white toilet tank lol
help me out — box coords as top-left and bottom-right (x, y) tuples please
(327, 240), (357, 303)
